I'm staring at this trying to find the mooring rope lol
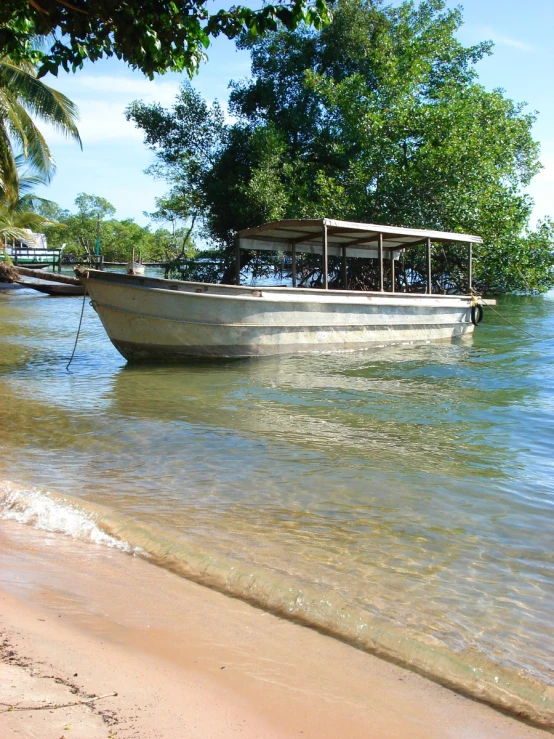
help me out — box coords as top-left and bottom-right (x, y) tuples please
(66, 291), (87, 372)
(479, 297), (552, 341)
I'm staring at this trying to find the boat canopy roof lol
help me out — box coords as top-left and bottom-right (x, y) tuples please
(237, 218), (482, 259)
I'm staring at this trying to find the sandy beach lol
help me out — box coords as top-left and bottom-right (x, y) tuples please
(0, 516), (550, 739)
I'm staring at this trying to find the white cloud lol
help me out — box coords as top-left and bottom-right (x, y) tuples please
(529, 141), (554, 224)
(78, 100), (145, 143)
(40, 72), (232, 146)
(477, 27), (536, 53)
(491, 34), (535, 53)
(37, 74), (184, 146)
(40, 99), (143, 145)
(75, 75), (181, 106)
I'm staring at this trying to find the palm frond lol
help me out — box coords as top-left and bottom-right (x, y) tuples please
(0, 222), (41, 244)
(15, 193), (58, 213)
(0, 121), (19, 204)
(13, 212), (61, 230)
(16, 174), (49, 196)
(0, 59), (82, 147)
(12, 153), (49, 187)
(4, 95), (55, 178)
(0, 206), (61, 234)
(0, 57), (81, 205)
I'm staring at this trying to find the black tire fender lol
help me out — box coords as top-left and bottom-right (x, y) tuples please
(471, 303), (483, 326)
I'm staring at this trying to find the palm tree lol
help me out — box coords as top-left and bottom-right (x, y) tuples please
(0, 206), (59, 246)
(0, 57), (81, 206)
(1, 158), (62, 255)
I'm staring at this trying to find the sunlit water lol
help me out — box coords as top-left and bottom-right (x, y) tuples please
(1, 280), (553, 723)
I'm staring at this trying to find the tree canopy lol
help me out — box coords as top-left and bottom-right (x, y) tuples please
(127, 0), (553, 293)
(41, 193), (195, 264)
(0, 0), (331, 79)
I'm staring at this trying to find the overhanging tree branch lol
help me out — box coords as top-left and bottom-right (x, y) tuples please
(0, 0), (332, 78)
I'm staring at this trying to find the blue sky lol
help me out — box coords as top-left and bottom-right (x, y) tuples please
(35, 0), (553, 230)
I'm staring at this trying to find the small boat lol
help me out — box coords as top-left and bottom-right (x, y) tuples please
(126, 248), (145, 276)
(77, 218), (493, 361)
(18, 280), (85, 296)
(4, 267), (86, 296)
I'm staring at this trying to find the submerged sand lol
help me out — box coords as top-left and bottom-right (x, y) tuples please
(0, 517), (550, 739)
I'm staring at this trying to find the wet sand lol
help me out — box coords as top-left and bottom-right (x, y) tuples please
(0, 518), (550, 739)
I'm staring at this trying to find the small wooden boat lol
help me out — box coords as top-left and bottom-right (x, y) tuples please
(19, 280), (85, 296)
(10, 267), (86, 296)
(127, 248), (145, 276)
(77, 218), (494, 361)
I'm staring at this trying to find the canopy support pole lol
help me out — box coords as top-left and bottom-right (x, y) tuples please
(468, 242), (473, 293)
(322, 222), (328, 289)
(426, 238), (432, 294)
(342, 247), (347, 288)
(235, 237), (241, 286)
(378, 233), (384, 292)
(292, 243), (297, 288)
(391, 253), (395, 293)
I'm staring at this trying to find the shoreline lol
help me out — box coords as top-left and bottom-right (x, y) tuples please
(0, 517), (550, 738)
(2, 479), (553, 728)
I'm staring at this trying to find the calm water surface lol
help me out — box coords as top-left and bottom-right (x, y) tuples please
(1, 283), (553, 720)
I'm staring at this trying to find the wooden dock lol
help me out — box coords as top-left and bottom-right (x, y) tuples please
(8, 246), (64, 272)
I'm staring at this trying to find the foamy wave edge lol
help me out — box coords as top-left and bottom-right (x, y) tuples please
(0, 480), (135, 553)
(1, 480), (553, 729)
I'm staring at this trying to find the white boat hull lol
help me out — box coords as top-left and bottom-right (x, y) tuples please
(80, 270), (476, 360)
(126, 262), (145, 275)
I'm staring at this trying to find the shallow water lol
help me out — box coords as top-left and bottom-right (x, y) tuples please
(1, 284), (553, 722)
